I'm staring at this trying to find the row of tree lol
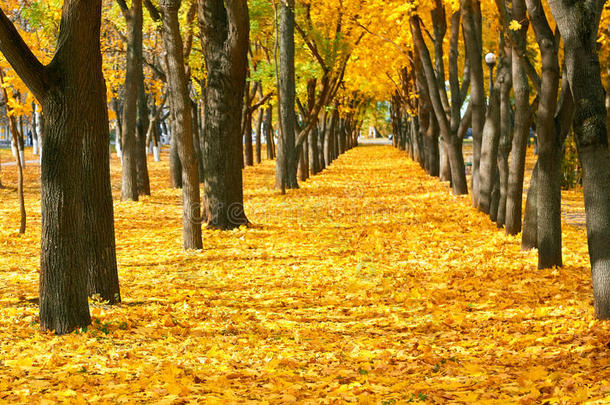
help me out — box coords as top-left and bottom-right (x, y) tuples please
(390, 0), (610, 319)
(0, 0), (366, 334)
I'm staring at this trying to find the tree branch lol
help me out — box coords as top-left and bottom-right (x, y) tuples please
(0, 8), (48, 101)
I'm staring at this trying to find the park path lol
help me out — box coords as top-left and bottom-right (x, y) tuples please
(0, 144), (606, 403)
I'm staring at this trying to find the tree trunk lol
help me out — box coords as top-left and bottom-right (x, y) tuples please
(264, 107), (274, 159)
(277, 0), (298, 189)
(136, 36), (151, 196)
(478, 66), (503, 214)
(169, 120), (182, 188)
(527, 0), (562, 269)
(318, 110), (326, 169)
(548, 0), (610, 317)
(461, 0), (486, 206)
(161, 0), (203, 249)
(255, 107), (263, 163)
(198, 0), (249, 229)
(497, 49), (513, 227)
(120, 0), (142, 201)
(309, 126), (319, 175)
(0, 1), (123, 333)
(505, 0), (530, 235)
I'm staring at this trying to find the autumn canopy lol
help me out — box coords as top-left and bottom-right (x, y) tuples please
(0, 0), (609, 402)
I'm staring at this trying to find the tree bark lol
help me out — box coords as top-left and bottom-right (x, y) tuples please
(119, 0), (142, 201)
(161, 0), (203, 249)
(548, 0), (610, 317)
(0, 1), (122, 333)
(527, 0), (562, 269)
(461, 0), (486, 205)
(255, 107), (263, 163)
(198, 0), (250, 229)
(277, 0), (298, 189)
(505, 0), (530, 235)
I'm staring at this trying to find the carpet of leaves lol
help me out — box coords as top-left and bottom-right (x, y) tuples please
(0, 145), (609, 403)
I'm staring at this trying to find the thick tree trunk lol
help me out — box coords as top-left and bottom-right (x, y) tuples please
(161, 0), (203, 249)
(548, 0), (610, 317)
(0, 1), (122, 333)
(277, 0), (298, 189)
(198, 0), (249, 229)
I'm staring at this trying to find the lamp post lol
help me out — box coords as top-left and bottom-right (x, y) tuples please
(485, 52), (497, 96)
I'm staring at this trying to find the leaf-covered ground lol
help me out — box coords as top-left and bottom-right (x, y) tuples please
(0, 145), (609, 403)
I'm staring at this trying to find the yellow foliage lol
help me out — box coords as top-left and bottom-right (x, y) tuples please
(0, 145), (608, 402)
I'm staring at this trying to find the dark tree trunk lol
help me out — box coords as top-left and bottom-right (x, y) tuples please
(522, 162), (539, 250)
(478, 62), (503, 215)
(309, 126), (319, 175)
(192, 99), (205, 183)
(120, 0), (142, 201)
(548, 0), (610, 317)
(169, 121), (182, 188)
(462, 0), (486, 206)
(277, 0), (298, 190)
(198, 0), (249, 229)
(255, 108), (263, 164)
(318, 111), (326, 169)
(497, 47), (513, 227)
(0, 1), (123, 333)
(527, 0), (562, 269)
(505, 0), (530, 235)
(161, 0), (203, 249)
(135, 4), (151, 197)
(264, 107), (274, 159)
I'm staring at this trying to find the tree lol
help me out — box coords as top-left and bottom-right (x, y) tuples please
(276, 0), (298, 191)
(198, 0), (250, 229)
(548, 0), (610, 318)
(0, 0), (120, 333)
(117, 0), (144, 201)
(159, 0), (203, 249)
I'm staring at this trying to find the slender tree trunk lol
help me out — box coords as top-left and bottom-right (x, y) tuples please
(0, 69), (25, 233)
(169, 122), (182, 188)
(255, 107), (263, 163)
(161, 0), (203, 249)
(264, 107), (274, 159)
(497, 48), (513, 227)
(478, 65), (503, 214)
(505, 0), (530, 235)
(462, 0), (486, 206)
(522, 162), (538, 250)
(120, 0), (142, 201)
(318, 110), (326, 169)
(527, 0), (562, 269)
(136, 38), (151, 196)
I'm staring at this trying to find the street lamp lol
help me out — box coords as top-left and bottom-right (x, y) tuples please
(485, 52), (497, 95)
